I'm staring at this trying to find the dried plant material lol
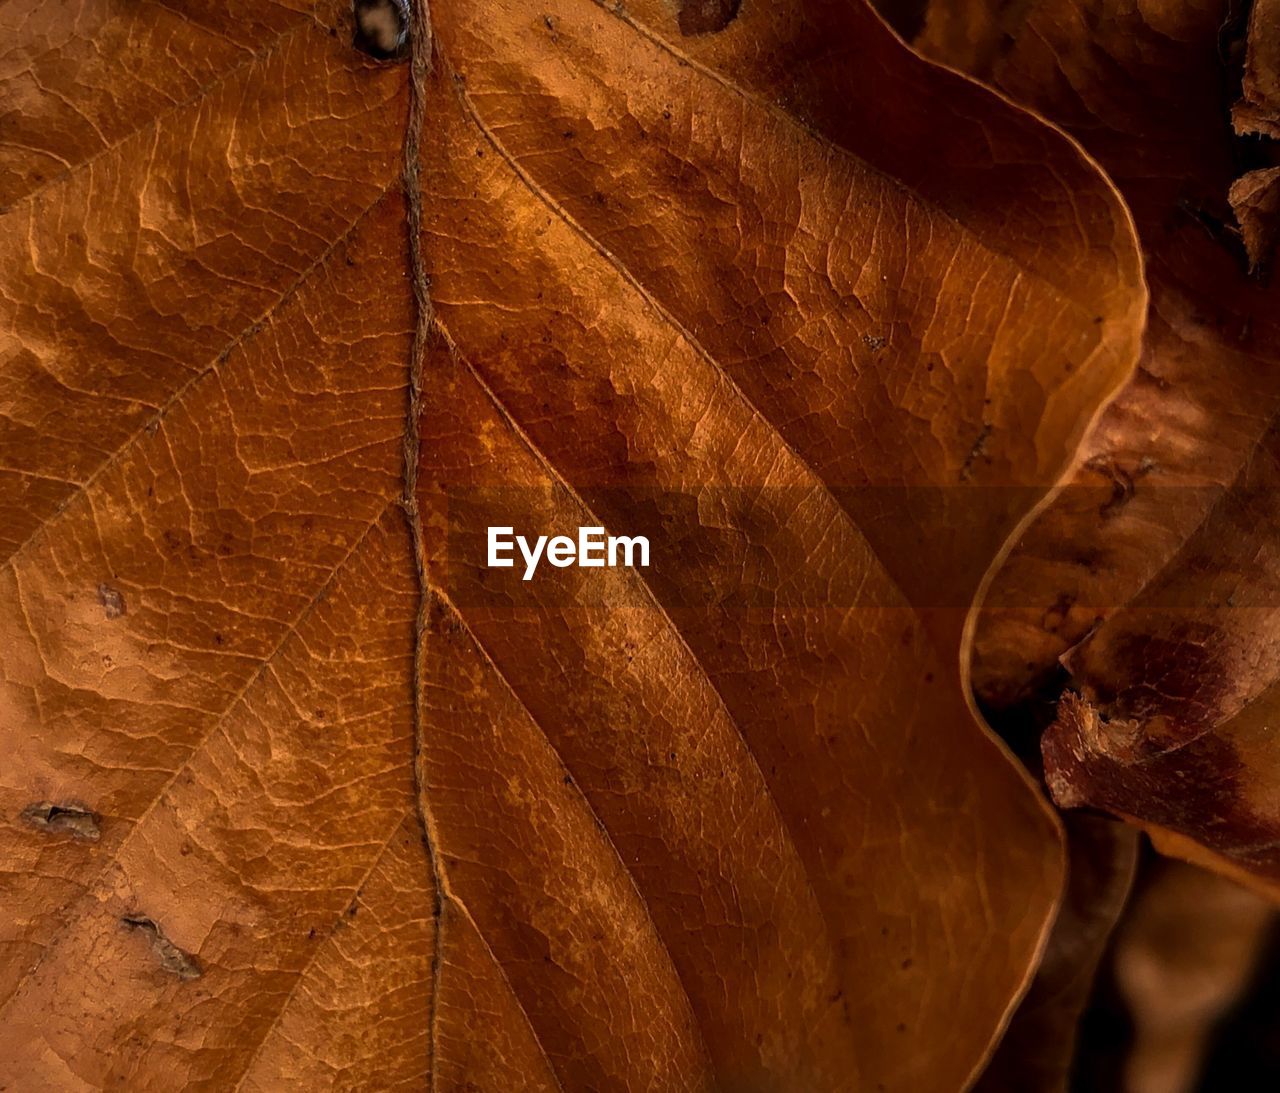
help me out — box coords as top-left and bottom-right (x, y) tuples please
(0, 0), (1148, 1087)
(411, 0), (1145, 1084)
(1111, 860), (1275, 1093)
(907, 0), (1276, 712)
(1230, 166), (1280, 274)
(895, 0), (1280, 888)
(1235, 0), (1280, 138)
(974, 815), (1139, 1093)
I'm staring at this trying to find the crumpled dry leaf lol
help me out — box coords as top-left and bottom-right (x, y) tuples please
(907, 0), (1272, 711)
(1235, 0), (1280, 139)
(1230, 165), (1280, 273)
(0, 0), (1144, 1087)
(894, 0), (1280, 888)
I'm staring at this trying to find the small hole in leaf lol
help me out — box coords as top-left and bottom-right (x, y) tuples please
(353, 0), (410, 60)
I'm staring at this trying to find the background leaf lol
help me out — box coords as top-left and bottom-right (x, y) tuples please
(887, 0), (1280, 889)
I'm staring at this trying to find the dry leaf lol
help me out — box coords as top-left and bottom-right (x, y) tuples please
(1235, 0), (1280, 139)
(973, 815), (1139, 1093)
(907, 0), (1273, 711)
(892, 0), (1280, 888)
(0, 0), (1145, 1087)
(1230, 165), (1280, 273)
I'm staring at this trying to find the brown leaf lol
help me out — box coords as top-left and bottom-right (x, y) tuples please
(1235, 0), (1280, 139)
(0, 0), (421, 1082)
(905, 0), (1269, 712)
(896, 0), (1280, 888)
(1230, 165), (1280, 273)
(0, 0), (1144, 1086)
(412, 1), (1143, 1086)
(974, 815), (1139, 1093)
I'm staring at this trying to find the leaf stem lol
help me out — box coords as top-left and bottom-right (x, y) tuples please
(400, 2), (444, 1086)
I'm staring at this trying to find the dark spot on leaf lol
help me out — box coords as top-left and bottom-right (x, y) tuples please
(1041, 593), (1077, 633)
(121, 915), (201, 980)
(97, 582), (126, 619)
(960, 423), (993, 481)
(1086, 454), (1156, 520)
(677, 0), (741, 36)
(21, 802), (101, 841)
